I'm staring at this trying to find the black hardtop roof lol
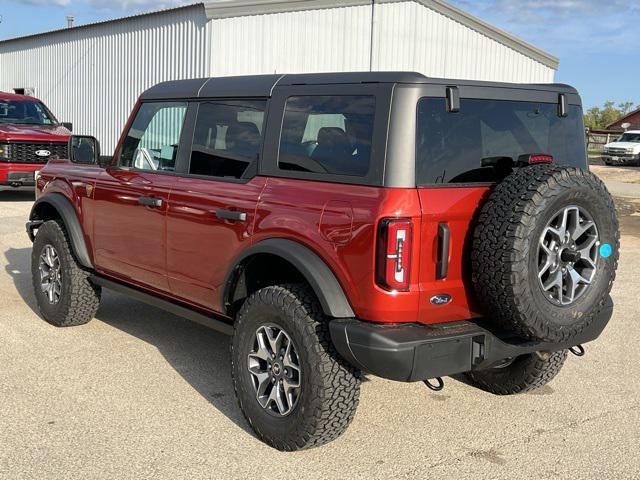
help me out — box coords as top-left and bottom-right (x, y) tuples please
(140, 71), (578, 100)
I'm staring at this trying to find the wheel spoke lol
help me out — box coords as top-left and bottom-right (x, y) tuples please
(542, 269), (562, 292)
(572, 219), (595, 240)
(256, 329), (274, 358)
(283, 375), (300, 390)
(553, 208), (569, 240)
(274, 330), (286, 355)
(266, 382), (287, 414)
(46, 247), (55, 268)
(265, 327), (280, 357)
(544, 226), (563, 243)
(538, 257), (553, 278)
(250, 370), (271, 403)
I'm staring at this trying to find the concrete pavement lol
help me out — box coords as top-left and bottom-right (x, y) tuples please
(1, 186), (639, 480)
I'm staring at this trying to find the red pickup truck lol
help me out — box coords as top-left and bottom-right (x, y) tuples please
(0, 92), (71, 187)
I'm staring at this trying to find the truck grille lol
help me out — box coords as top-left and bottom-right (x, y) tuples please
(606, 147), (631, 155)
(6, 142), (68, 164)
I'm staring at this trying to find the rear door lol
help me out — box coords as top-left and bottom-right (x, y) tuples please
(92, 101), (187, 291)
(415, 93), (587, 324)
(165, 99), (268, 312)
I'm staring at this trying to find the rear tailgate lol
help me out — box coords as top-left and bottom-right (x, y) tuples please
(417, 186), (489, 325)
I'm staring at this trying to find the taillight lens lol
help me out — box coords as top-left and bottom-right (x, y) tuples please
(518, 153), (554, 165)
(376, 218), (413, 291)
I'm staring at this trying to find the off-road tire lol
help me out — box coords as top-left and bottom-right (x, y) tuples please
(472, 165), (619, 342)
(466, 350), (568, 395)
(231, 284), (361, 451)
(31, 220), (101, 326)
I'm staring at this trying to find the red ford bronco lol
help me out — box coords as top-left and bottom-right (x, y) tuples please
(27, 72), (619, 451)
(0, 92), (72, 188)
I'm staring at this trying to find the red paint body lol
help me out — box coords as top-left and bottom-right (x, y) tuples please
(0, 92), (70, 185)
(36, 160), (488, 326)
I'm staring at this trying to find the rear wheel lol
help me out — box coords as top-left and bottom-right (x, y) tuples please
(31, 220), (101, 327)
(466, 350), (568, 395)
(231, 284), (361, 451)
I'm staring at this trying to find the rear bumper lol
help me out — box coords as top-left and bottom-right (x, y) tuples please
(329, 296), (614, 382)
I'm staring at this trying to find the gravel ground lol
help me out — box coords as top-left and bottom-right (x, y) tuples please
(1, 181), (639, 480)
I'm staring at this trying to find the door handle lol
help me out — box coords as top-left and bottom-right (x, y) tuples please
(436, 222), (450, 280)
(138, 196), (163, 208)
(216, 209), (247, 222)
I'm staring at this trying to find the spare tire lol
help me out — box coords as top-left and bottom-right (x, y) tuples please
(472, 165), (619, 342)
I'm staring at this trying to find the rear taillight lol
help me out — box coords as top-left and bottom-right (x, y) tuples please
(376, 218), (413, 292)
(518, 153), (554, 165)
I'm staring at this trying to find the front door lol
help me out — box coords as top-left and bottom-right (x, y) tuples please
(92, 101), (188, 292)
(166, 99), (268, 312)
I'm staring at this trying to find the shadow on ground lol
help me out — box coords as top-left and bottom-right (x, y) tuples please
(4, 245), (253, 437)
(0, 188), (35, 202)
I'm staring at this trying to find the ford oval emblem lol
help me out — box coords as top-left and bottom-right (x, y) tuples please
(35, 150), (51, 157)
(430, 294), (452, 305)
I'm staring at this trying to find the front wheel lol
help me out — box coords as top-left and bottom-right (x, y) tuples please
(31, 220), (101, 327)
(231, 284), (361, 451)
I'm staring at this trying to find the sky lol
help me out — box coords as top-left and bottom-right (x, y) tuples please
(0, 0), (639, 109)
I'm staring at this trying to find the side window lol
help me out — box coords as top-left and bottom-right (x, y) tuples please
(278, 96), (375, 177)
(119, 102), (187, 171)
(189, 100), (266, 179)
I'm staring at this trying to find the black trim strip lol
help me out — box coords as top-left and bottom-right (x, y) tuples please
(436, 223), (450, 280)
(90, 275), (234, 336)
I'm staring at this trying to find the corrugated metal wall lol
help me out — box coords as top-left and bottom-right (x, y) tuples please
(0, 1), (556, 154)
(370, 2), (553, 83)
(209, 5), (373, 76)
(209, 1), (553, 83)
(0, 5), (210, 153)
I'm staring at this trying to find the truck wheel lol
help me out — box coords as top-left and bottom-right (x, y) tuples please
(231, 284), (361, 451)
(472, 165), (619, 342)
(466, 350), (568, 395)
(31, 220), (101, 327)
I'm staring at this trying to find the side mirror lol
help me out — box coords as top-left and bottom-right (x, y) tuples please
(68, 135), (100, 165)
(62, 122), (73, 132)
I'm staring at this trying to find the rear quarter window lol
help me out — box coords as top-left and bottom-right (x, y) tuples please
(416, 98), (586, 185)
(278, 95), (376, 177)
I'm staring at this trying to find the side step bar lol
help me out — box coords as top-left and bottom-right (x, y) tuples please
(90, 275), (234, 336)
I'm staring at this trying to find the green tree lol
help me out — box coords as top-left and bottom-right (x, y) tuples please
(584, 100), (636, 130)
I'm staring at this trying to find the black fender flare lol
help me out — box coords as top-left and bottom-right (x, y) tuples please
(28, 193), (94, 269)
(223, 239), (355, 318)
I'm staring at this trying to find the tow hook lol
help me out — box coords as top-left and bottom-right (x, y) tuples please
(423, 377), (444, 392)
(569, 344), (585, 357)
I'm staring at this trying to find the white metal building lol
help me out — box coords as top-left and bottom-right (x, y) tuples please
(0, 0), (559, 154)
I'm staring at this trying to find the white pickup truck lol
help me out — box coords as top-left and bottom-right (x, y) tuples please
(602, 130), (640, 166)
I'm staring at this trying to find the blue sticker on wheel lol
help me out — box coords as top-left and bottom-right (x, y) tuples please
(599, 243), (612, 258)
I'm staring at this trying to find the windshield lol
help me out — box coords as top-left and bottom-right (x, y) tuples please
(0, 100), (58, 125)
(617, 133), (640, 143)
(416, 98), (586, 185)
